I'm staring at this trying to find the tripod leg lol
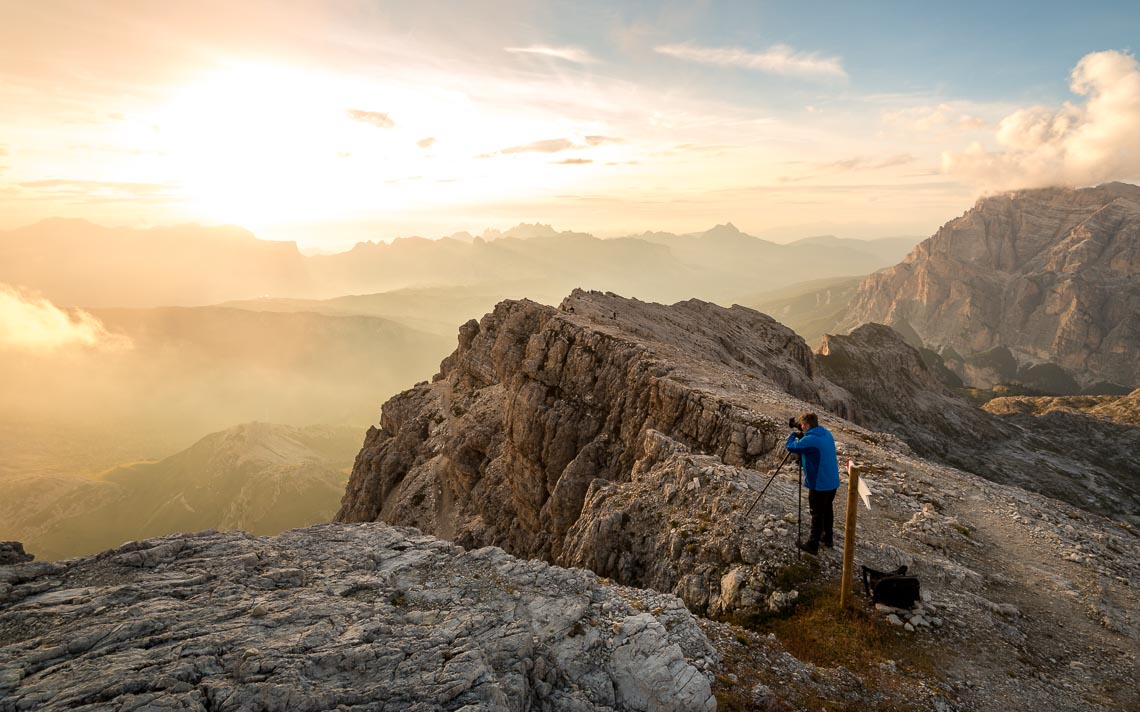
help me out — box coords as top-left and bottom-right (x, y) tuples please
(797, 459), (803, 546)
(743, 449), (793, 518)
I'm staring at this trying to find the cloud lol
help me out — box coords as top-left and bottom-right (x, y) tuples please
(483, 135), (624, 158)
(17, 179), (179, 204)
(346, 109), (395, 128)
(788, 154), (917, 178)
(655, 43), (846, 79)
(883, 103), (988, 133)
(417, 136), (436, 149)
(551, 158), (592, 165)
(504, 46), (598, 64)
(943, 50), (1140, 189)
(0, 283), (131, 352)
(500, 138), (576, 155)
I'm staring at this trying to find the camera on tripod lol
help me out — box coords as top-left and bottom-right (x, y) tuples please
(788, 417), (802, 433)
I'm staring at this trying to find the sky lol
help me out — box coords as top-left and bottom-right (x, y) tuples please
(1, 0), (1139, 250)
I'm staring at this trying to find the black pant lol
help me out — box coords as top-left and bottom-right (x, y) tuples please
(807, 488), (837, 549)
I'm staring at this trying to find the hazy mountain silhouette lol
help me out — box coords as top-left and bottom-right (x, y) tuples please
(0, 423), (361, 560)
(0, 218), (918, 308)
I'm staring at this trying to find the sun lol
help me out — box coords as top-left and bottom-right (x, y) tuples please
(133, 61), (609, 234)
(151, 63), (365, 227)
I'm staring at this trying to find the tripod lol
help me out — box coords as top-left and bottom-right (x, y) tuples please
(744, 442), (805, 551)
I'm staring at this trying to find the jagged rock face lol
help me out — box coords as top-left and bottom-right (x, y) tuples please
(838, 183), (1140, 389)
(817, 324), (1140, 523)
(338, 290), (856, 614)
(0, 524), (717, 711)
(0, 543), (32, 566)
(817, 324), (997, 446)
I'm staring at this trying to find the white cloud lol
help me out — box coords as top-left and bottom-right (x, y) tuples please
(655, 43), (846, 80)
(0, 284), (130, 351)
(882, 103), (987, 133)
(504, 46), (598, 64)
(943, 50), (1140, 189)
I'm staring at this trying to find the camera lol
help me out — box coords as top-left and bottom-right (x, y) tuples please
(788, 417), (802, 432)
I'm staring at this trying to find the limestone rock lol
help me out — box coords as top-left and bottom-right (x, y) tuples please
(838, 183), (1140, 389)
(0, 543), (33, 566)
(0, 524), (716, 711)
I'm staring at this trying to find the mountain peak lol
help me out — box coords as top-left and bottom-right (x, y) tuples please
(703, 222), (742, 237)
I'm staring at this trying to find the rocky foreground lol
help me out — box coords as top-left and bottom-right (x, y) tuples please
(0, 524), (720, 711)
(337, 290), (1138, 710)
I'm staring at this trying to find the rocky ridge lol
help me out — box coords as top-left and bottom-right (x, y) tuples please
(983, 388), (1140, 426)
(338, 290), (1139, 710)
(837, 183), (1140, 389)
(817, 324), (1140, 523)
(0, 524), (718, 711)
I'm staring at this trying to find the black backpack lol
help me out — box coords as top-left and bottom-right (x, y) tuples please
(861, 564), (920, 609)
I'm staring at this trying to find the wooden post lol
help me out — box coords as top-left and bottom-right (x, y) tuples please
(839, 462), (860, 609)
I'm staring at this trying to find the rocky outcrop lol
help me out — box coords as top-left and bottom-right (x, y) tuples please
(338, 290), (856, 616)
(838, 183), (1140, 389)
(0, 543), (32, 566)
(817, 323), (998, 452)
(0, 524), (717, 711)
(983, 388), (1140, 426)
(817, 323), (1140, 523)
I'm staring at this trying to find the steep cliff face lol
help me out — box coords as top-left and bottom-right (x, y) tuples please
(838, 183), (1140, 389)
(338, 290), (857, 613)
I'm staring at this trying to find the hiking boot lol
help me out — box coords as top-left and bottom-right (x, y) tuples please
(796, 541), (819, 555)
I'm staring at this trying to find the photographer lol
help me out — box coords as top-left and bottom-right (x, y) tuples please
(786, 412), (840, 555)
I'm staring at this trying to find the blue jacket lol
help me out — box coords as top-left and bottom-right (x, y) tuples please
(786, 426), (840, 491)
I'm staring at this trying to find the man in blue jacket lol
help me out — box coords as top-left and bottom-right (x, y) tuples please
(786, 412), (840, 555)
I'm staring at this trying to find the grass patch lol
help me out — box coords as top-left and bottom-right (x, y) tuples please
(765, 581), (936, 675)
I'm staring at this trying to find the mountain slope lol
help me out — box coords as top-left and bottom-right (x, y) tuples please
(0, 423), (362, 560)
(335, 290), (1139, 711)
(838, 183), (1140, 388)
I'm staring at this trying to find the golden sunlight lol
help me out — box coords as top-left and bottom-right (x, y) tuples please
(135, 62), (603, 230)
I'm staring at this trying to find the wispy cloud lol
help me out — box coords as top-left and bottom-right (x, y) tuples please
(552, 158), (592, 165)
(0, 283), (131, 352)
(416, 136), (436, 149)
(504, 45), (598, 64)
(17, 179), (180, 204)
(483, 135), (623, 158)
(501, 138), (576, 155)
(655, 43), (847, 80)
(883, 104), (988, 133)
(818, 153), (916, 171)
(346, 109), (394, 128)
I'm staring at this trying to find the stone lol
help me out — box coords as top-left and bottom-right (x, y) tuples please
(0, 542), (33, 565)
(0, 525), (717, 711)
(887, 614), (903, 627)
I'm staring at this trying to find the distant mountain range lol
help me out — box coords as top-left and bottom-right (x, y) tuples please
(0, 218), (918, 308)
(0, 423), (361, 560)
